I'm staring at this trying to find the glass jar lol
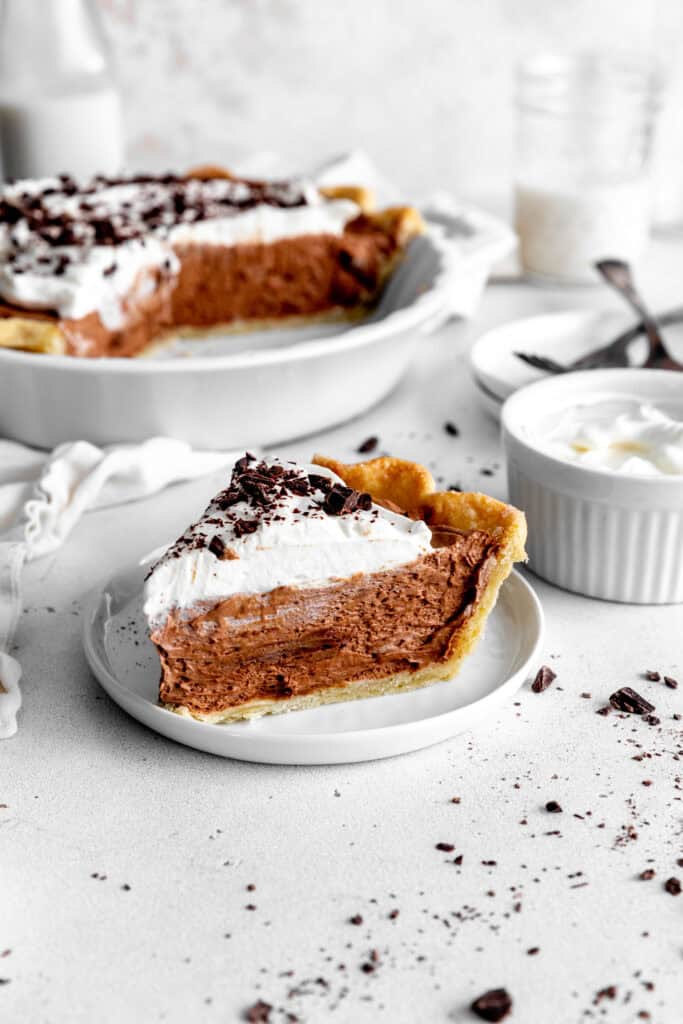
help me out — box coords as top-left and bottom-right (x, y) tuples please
(0, 0), (124, 180)
(514, 52), (661, 284)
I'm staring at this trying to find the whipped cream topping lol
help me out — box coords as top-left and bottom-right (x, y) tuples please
(143, 455), (432, 627)
(0, 174), (359, 323)
(543, 397), (683, 476)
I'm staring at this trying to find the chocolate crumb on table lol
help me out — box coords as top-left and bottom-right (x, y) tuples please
(244, 999), (273, 1023)
(609, 687), (655, 715)
(531, 665), (556, 693)
(470, 987), (513, 1021)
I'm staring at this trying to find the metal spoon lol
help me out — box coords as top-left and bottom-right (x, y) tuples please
(595, 259), (683, 371)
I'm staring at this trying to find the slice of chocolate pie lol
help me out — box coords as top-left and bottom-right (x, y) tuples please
(0, 166), (423, 357)
(144, 454), (526, 723)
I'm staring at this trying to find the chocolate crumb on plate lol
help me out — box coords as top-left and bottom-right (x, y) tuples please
(644, 670), (661, 681)
(357, 436), (379, 454)
(349, 914), (363, 926)
(639, 869), (656, 880)
(470, 987), (513, 1022)
(644, 714), (660, 726)
(444, 421), (460, 437)
(609, 687), (655, 715)
(545, 800), (562, 813)
(436, 842), (455, 852)
(531, 665), (556, 693)
(664, 877), (681, 895)
(527, 947), (540, 955)
(664, 675), (679, 689)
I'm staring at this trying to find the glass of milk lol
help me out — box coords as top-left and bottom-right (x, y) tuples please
(0, 0), (124, 180)
(514, 53), (661, 285)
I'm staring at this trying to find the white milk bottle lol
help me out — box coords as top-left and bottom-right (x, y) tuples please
(0, 0), (124, 181)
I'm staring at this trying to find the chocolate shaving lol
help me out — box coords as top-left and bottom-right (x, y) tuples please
(531, 665), (556, 693)
(609, 687), (655, 715)
(208, 536), (226, 559)
(470, 988), (512, 1022)
(322, 482), (372, 517)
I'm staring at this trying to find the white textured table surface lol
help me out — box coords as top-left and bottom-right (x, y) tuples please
(4, 244), (683, 1024)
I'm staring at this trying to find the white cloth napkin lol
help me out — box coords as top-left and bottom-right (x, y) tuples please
(0, 437), (237, 738)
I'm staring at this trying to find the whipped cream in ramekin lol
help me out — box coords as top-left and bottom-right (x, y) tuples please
(542, 397), (683, 476)
(502, 369), (683, 604)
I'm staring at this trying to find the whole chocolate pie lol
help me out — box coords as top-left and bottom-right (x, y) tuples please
(144, 454), (527, 723)
(0, 165), (423, 358)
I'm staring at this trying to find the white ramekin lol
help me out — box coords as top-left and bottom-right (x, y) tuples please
(502, 369), (683, 604)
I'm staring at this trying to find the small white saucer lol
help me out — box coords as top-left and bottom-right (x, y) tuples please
(82, 564), (544, 765)
(469, 309), (641, 419)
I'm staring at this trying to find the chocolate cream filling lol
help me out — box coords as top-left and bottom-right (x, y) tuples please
(1, 216), (400, 358)
(152, 530), (499, 716)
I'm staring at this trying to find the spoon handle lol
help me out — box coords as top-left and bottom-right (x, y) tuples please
(595, 259), (670, 367)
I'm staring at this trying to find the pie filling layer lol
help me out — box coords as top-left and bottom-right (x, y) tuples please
(152, 531), (498, 717)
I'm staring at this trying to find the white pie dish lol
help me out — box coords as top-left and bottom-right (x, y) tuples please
(502, 369), (683, 604)
(0, 208), (513, 450)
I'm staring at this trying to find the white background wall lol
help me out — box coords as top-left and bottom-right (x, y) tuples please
(98, 0), (681, 208)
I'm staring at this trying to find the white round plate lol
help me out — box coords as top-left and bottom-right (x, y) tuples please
(469, 309), (643, 419)
(82, 564), (544, 765)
